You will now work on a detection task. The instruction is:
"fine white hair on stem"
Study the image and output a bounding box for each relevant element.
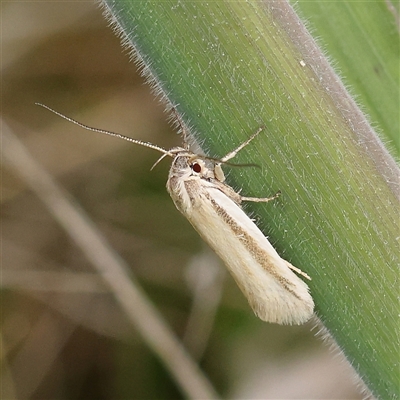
[2,120,220,400]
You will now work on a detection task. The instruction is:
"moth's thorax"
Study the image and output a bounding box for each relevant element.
[166,153,218,213]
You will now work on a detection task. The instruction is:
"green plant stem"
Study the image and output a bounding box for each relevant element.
[292,0,400,158]
[101,1,399,398]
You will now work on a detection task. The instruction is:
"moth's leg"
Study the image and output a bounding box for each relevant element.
[214,163,226,182]
[284,260,312,281]
[240,190,281,203]
[221,126,264,162]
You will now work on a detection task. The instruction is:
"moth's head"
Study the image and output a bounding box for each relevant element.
[171,153,216,181]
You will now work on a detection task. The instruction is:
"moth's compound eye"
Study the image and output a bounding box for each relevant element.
[192,162,202,173]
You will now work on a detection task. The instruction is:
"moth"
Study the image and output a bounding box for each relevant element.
[37,104,314,325]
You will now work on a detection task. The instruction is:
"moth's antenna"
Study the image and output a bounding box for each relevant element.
[170,107,191,151]
[35,103,174,157]
[197,155,259,168]
[150,153,170,170]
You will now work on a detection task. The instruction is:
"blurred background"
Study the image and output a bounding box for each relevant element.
[2,2,364,399]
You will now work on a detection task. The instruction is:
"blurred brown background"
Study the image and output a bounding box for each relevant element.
[2,2,363,399]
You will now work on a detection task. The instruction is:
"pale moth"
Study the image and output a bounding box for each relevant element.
[37,104,314,325]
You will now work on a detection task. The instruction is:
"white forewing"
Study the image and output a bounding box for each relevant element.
[167,156,314,325]
[188,184,313,324]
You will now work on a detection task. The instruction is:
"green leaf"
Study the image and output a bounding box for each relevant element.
[291,0,400,159]
[101,1,399,398]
